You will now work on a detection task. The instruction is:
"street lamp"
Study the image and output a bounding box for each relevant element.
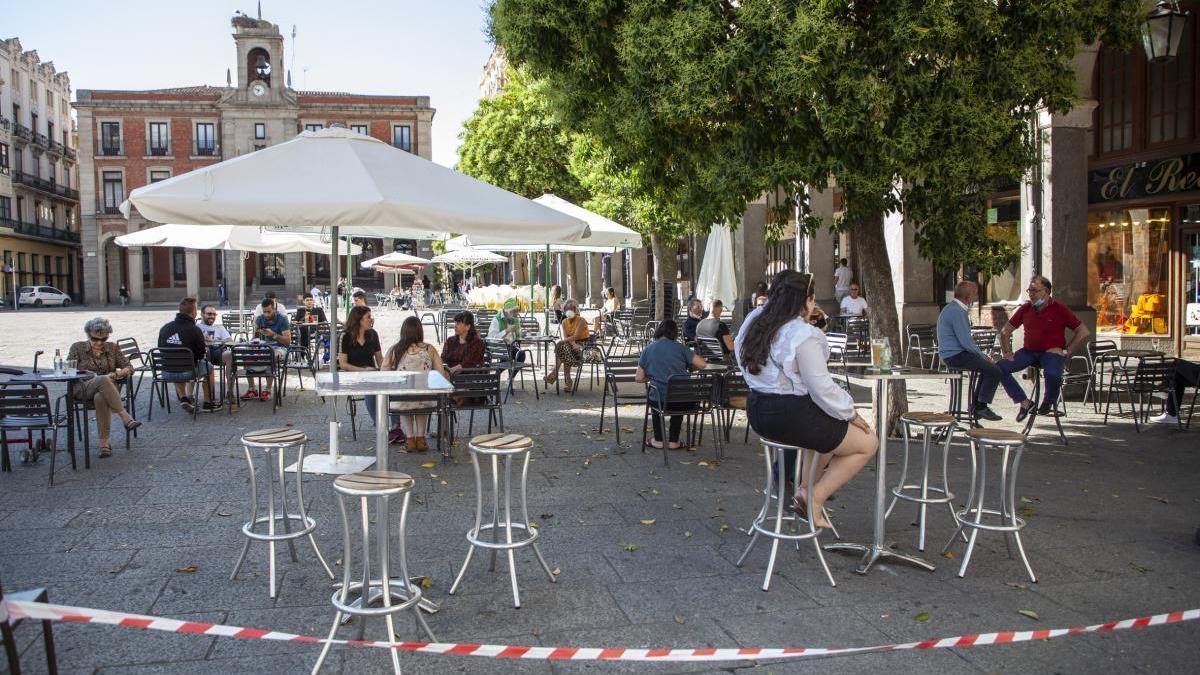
[1142,1,1190,63]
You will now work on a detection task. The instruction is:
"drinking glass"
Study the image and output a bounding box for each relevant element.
[65,358,78,375]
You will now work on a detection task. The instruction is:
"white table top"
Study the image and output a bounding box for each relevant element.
[315,370,453,397]
[831,366,949,383]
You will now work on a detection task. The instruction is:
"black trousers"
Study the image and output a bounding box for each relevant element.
[1167,359,1200,416]
[650,399,689,442]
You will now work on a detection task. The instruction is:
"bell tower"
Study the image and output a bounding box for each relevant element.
[231,11,285,102]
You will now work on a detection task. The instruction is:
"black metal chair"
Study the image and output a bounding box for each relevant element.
[221,311,254,342]
[420,311,442,342]
[0,383,69,485]
[115,337,152,404]
[74,375,135,451]
[571,338,607,393]
[844,316,871,359]
[713,368,751,444]
[641,373,722,466]
[695,335,727,363]
[282,337,313,394]
[598,354,645,444]
[1104,356,1180,433]
[447,367,504,444]
[1,574,58,675]
[485,340,538,401]
[1087,339,1126,414]
[146,347,204,421]
[229,344,281,414]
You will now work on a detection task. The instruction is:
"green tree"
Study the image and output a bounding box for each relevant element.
[492,0,1142,423]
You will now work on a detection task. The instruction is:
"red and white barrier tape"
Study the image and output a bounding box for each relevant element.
[4,599,1198,662]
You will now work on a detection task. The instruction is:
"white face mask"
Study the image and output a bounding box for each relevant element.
[564,310,577,320]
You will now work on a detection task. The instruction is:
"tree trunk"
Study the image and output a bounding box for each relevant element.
[649,231,677,321]
[848,213,909,436]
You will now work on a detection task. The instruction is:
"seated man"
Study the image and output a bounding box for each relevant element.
[839,283,868,317]
[681,299,705,342]
[245,298,292,403]
[252,291,286,318]
[998,275,1091,421]
[157,297,215,412]
[937,281,1002,421]
[196,304,233,406]
[695,299,734,356]
[293,294,327,345]
[352,289,369,307]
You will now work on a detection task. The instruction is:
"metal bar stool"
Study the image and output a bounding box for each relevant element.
[231,428,334,598]
[942,428,1036,582]
[736,438,836,590]
[313,471,435,675]
[886,412,960,551]
[449,433,556,608]
[945,368,981,428]
[1022,366,1068,445]
[741,445,840,541]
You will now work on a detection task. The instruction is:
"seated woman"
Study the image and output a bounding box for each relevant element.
[337,305,387,435]
[442,310,486,375]
[548,285,565,323]
[545,299,589,391]
[66,317,142,458]
[593,287,620,333]
[735,270,878,527]
[384,317,450,452]
[635,320,709,449]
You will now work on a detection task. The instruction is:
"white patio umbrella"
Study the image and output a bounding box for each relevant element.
[359,251,430,271]
[694,223,738,311]
[431,248,508,274]
[114,224,361,319]
[121,128,588,473]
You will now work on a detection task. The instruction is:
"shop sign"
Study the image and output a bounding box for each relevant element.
[1089,152,1200,204]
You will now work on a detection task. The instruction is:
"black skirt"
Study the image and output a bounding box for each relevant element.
[747,390,849,454]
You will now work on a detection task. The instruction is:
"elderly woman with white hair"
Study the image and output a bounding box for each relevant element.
[66,317,142,458]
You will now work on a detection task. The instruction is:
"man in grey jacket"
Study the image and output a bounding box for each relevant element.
[937,281,1002,421]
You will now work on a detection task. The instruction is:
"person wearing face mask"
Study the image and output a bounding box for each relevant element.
[682,299,705,342]
[545,299,589,390]
[487,298,524,344]
[997,275,1090,422]
[937,281,1002,422]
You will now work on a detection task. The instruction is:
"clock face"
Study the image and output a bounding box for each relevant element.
[251,82,266,97]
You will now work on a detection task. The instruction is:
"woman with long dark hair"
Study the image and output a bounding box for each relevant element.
[735,271,877,526]
[384,317,449,452]
[441,310,486,374]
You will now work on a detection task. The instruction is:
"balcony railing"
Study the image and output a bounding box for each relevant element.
[64,146,77,161]
[0,217,81,244]
[149,146,169,156]
[0,117,10,132]
[10,171,80,201]
[48,140,66,156]
[100,144,122,156]
[101,205,123,215]
[33,132,49,149]
[13,123,32,141]
[194,145,216,156]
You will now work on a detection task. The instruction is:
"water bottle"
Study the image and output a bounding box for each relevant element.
[53,349,63,374]
[879,340,893,373]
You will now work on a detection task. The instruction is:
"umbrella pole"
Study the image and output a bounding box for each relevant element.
[544,244,550,332]
[238,251,246,321]
[329,227,341,460]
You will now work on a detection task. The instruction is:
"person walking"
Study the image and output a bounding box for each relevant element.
[118,284,129,306]
[217,281,228,307]
[997,275,1091,421]
[937,281,1002,421]
[833,258,853,304]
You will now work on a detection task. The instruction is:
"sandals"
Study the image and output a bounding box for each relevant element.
[98,445,113,458]
[123,418,142,431]
[241,390,259,401]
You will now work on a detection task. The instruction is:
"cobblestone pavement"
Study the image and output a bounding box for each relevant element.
[1,306,1199,674]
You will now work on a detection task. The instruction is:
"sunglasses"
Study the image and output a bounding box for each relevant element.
[88,335,107,342]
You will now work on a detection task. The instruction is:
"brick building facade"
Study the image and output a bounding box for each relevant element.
[74,13,435,305]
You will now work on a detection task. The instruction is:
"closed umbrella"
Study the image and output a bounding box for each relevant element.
[694,223,738,311]
[122,128,588,474]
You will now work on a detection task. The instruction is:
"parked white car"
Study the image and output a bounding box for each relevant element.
[18,286,72,307]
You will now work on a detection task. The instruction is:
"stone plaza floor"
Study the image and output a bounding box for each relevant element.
[1,305,1199,674]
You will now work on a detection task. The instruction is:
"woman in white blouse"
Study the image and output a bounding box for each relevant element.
[735,271,878,526]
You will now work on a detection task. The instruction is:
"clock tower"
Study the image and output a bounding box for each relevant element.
[230,12,286,104]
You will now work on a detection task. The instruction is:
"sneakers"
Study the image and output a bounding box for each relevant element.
[1150,412,1179,425]
[201,401,220,412]
[388,425,407,444]
[180,397,195,413]
[241,389,259,401]
[971,404,1002,422]
[259,390,272,402]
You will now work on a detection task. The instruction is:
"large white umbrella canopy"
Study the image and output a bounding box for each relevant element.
[694,223,738,310]
[358,250,430,272]
[443,234,625,255]
[444,194,641,250]
[114,224,361,255]
[431,249,508,266]
[121,129,589,243]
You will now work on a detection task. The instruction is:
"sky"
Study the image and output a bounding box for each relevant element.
[5,0,495,167]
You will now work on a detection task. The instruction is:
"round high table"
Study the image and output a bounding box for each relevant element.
[824,365,951,575]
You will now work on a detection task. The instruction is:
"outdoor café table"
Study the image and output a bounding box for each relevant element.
[1103,348,1165,406]
[7,368,94,469]
[516,333,557,380]
[314,369,455,465]
[823,365,950,575]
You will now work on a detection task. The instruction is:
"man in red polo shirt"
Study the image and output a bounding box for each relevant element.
[997,275,1091,422]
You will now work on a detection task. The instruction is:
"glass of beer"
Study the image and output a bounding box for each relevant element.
[871,338,886,369]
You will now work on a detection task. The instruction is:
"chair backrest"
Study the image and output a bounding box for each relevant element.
[1089,339,1119,359]
[696,335,725,358]
[661,373,715,406]
[971,327,997,352]
[230,344,277,371]
[450,367,502,405]
[475,309,497,327]
[222,311,252,331]
[603,354,641,384]
[844,316,870,339]
[519,315,541,335]
[906,323,935,341]
[149,347,197,374]
[826,332,849,359]
[1133,356,1176,392]
[116,337,143,364]
[484,340,513,365]
[0,383,53,422]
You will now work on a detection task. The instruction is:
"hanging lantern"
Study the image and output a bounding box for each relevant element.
[1142,1,1190,63]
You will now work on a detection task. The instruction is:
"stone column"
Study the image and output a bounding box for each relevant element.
[732,201,769,321]
[585,252,602,307]
[185,250,200,300]
[883,206,940,329]
[127,247,145,305]
[78,110,100,305]
[284,252,304,304]
[806,186,838,310]
[628,247,648,302]
[610,250,625,300]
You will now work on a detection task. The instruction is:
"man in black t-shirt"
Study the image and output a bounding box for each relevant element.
[696,299,734,355]
[294,295,327,345]
[157,297,215,411]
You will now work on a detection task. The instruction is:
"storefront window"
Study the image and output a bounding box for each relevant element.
[985,196,1022,303]
[1087,207,1172,335]
[1183,206,1200,357]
